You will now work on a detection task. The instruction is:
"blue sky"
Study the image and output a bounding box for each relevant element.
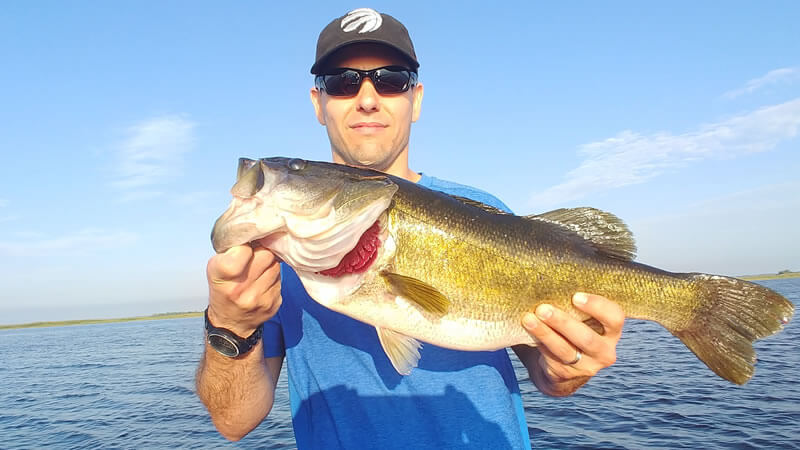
[1,2,798,324]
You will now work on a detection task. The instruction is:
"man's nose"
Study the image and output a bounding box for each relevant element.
[355,78,380,112]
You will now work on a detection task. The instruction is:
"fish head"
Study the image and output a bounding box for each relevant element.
[211,157,398,274]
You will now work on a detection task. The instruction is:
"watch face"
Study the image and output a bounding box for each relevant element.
[208,333,240,357]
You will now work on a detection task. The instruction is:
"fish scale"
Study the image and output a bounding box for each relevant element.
[388,195,691,339]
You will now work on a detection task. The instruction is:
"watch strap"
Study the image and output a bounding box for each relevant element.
[204,308,264,357]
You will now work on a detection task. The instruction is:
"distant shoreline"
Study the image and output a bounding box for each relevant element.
[2,271,797,330]
[0,311,203,330]
[738,271,800,281]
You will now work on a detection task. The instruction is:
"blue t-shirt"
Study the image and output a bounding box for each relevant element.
[263,174,529,449]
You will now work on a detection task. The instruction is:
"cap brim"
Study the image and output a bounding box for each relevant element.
[310,39,419,74]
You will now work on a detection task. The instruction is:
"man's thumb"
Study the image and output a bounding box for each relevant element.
[213,245,253,279]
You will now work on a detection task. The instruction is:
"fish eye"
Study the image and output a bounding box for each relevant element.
[287,158,307,171]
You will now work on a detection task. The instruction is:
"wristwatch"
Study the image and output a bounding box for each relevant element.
[204,308,264,358]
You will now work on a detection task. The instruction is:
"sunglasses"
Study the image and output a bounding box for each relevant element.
[315,66,418,97]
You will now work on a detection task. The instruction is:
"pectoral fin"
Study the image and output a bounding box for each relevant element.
[376,327,422,375]
[381,272,450,314]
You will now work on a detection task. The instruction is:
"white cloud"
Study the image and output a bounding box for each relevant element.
[119,190,164,202]
[0,228,138,256]
[723,67,799,99]
[112,114,195,190]
[529,98,800,209]
[173,191,214,207]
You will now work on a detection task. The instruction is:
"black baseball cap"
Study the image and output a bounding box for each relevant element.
[311,8,419,74]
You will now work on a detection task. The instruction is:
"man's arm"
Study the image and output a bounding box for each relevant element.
[512,293,624,397]
[195,244,284,441]
[197,345,283,440]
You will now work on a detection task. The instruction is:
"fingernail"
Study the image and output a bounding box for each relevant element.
[536,305,553,320]
[573,293,588,306]
[523,313,538,329]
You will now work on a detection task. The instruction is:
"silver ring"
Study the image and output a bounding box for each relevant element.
[565,350,582,365]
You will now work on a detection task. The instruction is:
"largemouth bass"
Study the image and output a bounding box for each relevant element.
[211,157,793,384]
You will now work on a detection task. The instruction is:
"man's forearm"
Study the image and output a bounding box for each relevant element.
[196,341,276,441]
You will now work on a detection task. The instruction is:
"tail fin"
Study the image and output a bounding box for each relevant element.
[673,274,793,384]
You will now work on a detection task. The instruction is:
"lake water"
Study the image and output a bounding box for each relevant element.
[1,278,797,449]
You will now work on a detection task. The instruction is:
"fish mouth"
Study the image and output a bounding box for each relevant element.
[258,199,390,274]
[210,198,270,254]
[211,157,399,276]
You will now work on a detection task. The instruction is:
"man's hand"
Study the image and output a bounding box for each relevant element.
[513,293,624,397]
[198,243,283,441]
[206,244,282,337]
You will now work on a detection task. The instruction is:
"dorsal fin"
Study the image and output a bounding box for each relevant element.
[449,195,511,215]
[528,207,637,261]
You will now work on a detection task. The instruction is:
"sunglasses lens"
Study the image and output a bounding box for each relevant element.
[374,68,412,94]
[319,67,415,96]
[322,71,361,96]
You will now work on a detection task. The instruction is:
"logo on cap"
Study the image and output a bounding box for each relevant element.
[340,8,383,33]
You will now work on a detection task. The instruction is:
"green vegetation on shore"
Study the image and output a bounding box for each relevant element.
[2,269,796,329]
[0,311,203,330]
[739,270,800,281]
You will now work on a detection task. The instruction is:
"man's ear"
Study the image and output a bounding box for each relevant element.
[411,82,424,123]
[310,88,326,125]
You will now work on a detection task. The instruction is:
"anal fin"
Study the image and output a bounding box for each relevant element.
[376,327,422,375]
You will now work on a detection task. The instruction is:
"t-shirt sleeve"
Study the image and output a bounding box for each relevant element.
[262,313,286,358]
[418,174,513,214]
[463,190,512,213]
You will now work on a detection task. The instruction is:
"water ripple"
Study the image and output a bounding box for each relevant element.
[0,280,797,448]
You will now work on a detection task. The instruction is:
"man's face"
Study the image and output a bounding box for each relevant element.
[311,44,423,173]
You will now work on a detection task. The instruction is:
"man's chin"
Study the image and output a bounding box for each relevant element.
[336,149,397,172]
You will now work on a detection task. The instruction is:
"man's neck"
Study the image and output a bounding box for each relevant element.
[389,167,421,183]
[332,152,421,183]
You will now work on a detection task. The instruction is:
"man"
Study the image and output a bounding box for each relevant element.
[197,8,624,448]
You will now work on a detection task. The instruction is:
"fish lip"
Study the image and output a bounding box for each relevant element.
[210,196,279,253]
[213,228,272,253]
[211,217,273,253]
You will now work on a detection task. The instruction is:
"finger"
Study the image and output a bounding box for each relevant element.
[208,256,282,334]
[242,256,281,307]
[536,305,606,364]
[536,341,578,366]
[572,293,625,337]
[523,306,580,365]
[209,245,254,281]
[536,342,581,381]
[245,245,278,281]
[533,303,608,362]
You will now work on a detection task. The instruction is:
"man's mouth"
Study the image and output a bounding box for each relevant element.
[351,122,387,129]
